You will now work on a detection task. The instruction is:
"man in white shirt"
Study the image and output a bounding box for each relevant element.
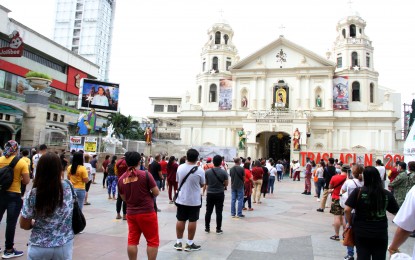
[389,179,415,259]
[375,159,386,189]
[31,144,47,178]
[91,87,109,107]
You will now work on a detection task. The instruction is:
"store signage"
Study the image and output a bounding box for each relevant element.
[0,31,24,57]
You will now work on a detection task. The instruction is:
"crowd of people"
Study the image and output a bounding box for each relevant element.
[0,139,415,259]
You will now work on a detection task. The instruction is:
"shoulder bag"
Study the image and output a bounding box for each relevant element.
[173,166,198,206]
[64,179,86,234]
[342,188,361,247]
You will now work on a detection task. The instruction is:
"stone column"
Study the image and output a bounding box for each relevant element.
[327,75,333,110]
[231,76,237,110]
[296,75,302,110]
[251,77,257,110]
[20,90,51,147]
[258,77,266,110]
[327,129,333,150]
[304,76,310,110]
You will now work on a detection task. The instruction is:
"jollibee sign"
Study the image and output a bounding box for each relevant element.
[0,31,24,57]
[300,151,404,170]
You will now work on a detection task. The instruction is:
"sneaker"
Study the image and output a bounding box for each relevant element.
[173,242,183,251]
[344,255,354,260]
[317,199,321,202]
[216,229,223,235]
[169,200,174,204]
[157,209,161,212]
[316,208,324,212]
[231,215,236,218]
[184,243,201,251]
[2,248,24,259]
[205,229,210,233]
[237,214,245,218]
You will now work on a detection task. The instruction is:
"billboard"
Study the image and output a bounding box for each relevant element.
[78,78,120,113]
[83,137,98,153]
[333,76,349,110]
[218,79,232,110]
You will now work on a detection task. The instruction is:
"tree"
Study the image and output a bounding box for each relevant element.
[104,112,144,141]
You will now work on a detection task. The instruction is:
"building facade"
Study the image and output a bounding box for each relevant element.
[166,12,403,163]
[53,0,116,81]
[0,5,103,149]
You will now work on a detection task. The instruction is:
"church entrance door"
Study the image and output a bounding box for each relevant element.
[268,132,290,161]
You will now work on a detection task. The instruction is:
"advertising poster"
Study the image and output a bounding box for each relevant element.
[218,79,232,110]
[333,76,349,110]
[78,79,120,113]
[69,136,84,152]
[404,124,415,163]
[192,146,237,162]
[84,137,97,153]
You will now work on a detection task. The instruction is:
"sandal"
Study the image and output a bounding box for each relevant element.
[242,208,247,210]
[84,202,91,206]
[330,235,340,241]
[248,208,254,211]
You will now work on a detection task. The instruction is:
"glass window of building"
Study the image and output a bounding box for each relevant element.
[167,105,177,112]
[154,105,164,112]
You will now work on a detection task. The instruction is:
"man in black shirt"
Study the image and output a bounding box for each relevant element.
[150,154,163,212]
[317,157,336,212]
[230,158,245,218]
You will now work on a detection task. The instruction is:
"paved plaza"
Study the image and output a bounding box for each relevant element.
[2,174,414,260]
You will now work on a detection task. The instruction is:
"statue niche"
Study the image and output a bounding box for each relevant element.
[273,82,289,109]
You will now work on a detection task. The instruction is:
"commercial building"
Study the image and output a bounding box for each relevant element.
[53,0,116,81]
[0,5,104,149]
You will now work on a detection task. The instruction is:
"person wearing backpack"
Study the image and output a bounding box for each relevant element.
[0,140,30,258]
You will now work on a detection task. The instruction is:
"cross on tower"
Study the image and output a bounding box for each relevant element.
[279,24,286,37]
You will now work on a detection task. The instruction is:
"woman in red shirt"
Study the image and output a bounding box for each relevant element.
[243,162,254,211]
[166,156,178,204]
[251,160,264,204]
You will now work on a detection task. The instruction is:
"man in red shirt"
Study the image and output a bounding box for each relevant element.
[116,154,128,219]
[388,161,400,183]
[159,156,168,191]
[328,165,348,241]
[118,152,160,260]
[101,155,110,188]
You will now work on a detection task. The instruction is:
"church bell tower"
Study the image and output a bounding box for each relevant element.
[332,7,379,109]
[195,17,239,109]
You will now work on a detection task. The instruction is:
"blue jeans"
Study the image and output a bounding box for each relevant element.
[268,176,276,193]
[74,189,86,212]
[28,239,73,260]
[231,187,244,217]
[316,178,325,198]
[277,171,283,181]
[107,176,117,196]
[0,192,22,250]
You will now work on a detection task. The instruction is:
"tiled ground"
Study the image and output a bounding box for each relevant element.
[2,173,414,259]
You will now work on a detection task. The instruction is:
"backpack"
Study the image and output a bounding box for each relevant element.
[0,157,20,193]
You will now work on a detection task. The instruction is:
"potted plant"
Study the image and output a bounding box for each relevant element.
[25,71,52,90]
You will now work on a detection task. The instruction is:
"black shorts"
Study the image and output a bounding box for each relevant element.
[176,204,200,222]
[85,180,92,192]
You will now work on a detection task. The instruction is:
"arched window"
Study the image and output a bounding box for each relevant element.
[366,54,370,68]
[352,81,360,101]
[224,34,229,44]
[209,84,217,102]
[350,24,356,37]
[212,57,218,72]
[351,52,359,67]
[202,62,206,72]
[370,83,374,103]
[215,31,221,44]
[198,85,202,103]
[342,29,346,38]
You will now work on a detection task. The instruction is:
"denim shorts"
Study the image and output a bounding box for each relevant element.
[28,239,73,260]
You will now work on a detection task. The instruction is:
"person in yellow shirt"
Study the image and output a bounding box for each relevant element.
[0,140,30,258]
[20,150,31,197]
[67,152,89,212]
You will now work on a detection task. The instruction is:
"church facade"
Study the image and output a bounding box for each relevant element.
[160,12,402,164]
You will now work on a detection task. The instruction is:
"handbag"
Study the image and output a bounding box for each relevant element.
[173,166,198,206]
[65,180,86,234]
[342,188,361,247]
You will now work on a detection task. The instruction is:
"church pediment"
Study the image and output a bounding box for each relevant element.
[231,36,335,70]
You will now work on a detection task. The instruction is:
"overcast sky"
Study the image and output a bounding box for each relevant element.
[2,0,414,117]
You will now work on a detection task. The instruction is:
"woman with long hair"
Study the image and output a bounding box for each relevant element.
[67,152,89,211]
[106,155,118,200]
[243,162,254,211]
[260,160,269,199]
[344,166,399,260]
[20,152,74,259]
[167,156,178,204]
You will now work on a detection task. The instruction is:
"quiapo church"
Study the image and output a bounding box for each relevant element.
[150,10,403,165]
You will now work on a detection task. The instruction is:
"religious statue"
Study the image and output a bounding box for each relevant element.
[316,95,322,108]
[76,114,89,135]
[241,96,248,108]
[238,128,246,150]
[144,127,152,145]
[293,128,301,151]
[87,108,97,134]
